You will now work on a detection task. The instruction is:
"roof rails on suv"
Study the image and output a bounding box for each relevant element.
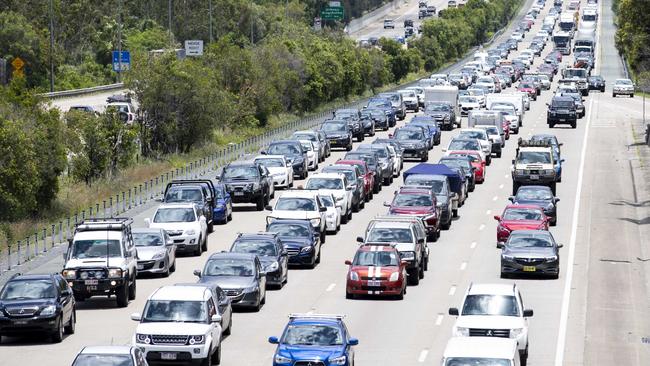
[75,217,134,232]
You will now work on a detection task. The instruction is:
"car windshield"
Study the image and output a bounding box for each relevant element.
[552,100,574,108]
[0,280,56,300]
[460,96,478,103]
[516,188,553,200]
[255,158,284,168]
[517,151,551,164]
[616,79,633,85]
[293,133,316,142]
[275,197,316,211]
[299,142,313,151]
[142,300,207,323]
[306,178,343,190]
[440,159,470,170]
[154,208,196,223]
[325,169,354,182]
[503,208,543,220]
[449,140,480,150]
[353,251,399,266]
[319,195,335,207]
[394,129,423,140]
[71,239,121,258]
[165,188,202,202]
[321,122,346,132]
[72,355,134,366]
[223,165,259,179]
[450,153,479,163]
[367,99,390,108]
[367,228,413,243]
[282,324,343,346]
[404,177,445,193]
[360,147,388,158]
[393,193,433,207]
[484,127,499,135]
[508,233,553,248]
[445,358,511,366]
[204,258,255,276]
[133,232,164,247]
[520,82,534,89]
[268,144,300,155]
[232,240,277,256]
[426,104,449,112]
[267,223,310,237]
[461,294,520,316]
[459,131,485,139]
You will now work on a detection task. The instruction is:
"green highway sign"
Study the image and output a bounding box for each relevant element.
[321,6,344,20]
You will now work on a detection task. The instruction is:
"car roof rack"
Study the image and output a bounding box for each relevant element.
[517,138,553,148]
[289,313,345,320]
[75,217,133,232]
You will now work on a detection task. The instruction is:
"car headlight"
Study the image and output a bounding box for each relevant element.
[184,229,197,236]
[62,269,76,279]
[310,218,321,227]
[300,246,313,253]
[399,251,415,261]
[453,327,470,337]
[266,261,279,272]
[40,305,57,316]
[329,355,347,365]
[502,254,515,261]
[515,169,525,175]
[136,333,151,344]
[510,328,524,339]
[108,268,123,278]
[349,271,359,281]
[543,169,554,175]
[188,335,205,345]
[389,271,400,282]
[152,251,166,260]
[546,255,558,262]
[274,354,292,364]
[215,203,225,208]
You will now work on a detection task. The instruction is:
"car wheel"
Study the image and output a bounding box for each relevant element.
[255,195,264,211]
[419,264,425,279]
[51,317,64,343]
[408,268,420,286]
[316,249,321,264]
[224,316,232,336]
[64,310,76,334]
[227,206,233,221]
[194,239,202,256]
[170,258,176,272]
[211,345,221,365]
[346,291,354,299]
[500,271,508,279]
[612,93,616,97]
[452,209,458,218]
[320,230,326,244]
[208,222,214,233]
[341,211,348,224]
[550,182,557,195]
[163,260,171,277]
[128,277,136,300]
[116,284,129,307]
[254,294,262,312]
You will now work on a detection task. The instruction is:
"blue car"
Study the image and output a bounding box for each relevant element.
[212,182,233,224]
[266,219,321,268]
[269,314,358,366]
[409,116,442,146]
[552,149,564,182]
[366,98,396,127]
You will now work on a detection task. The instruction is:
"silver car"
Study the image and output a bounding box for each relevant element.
[133,228,176,277]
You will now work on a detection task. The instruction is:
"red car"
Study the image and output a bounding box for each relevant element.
[336,159,374,201]
[517,81,537,101]
[501,119,511,140]
[493,204,549,244]
[385,186,440,241]
[448,151,486,183]
[345,244,407,299]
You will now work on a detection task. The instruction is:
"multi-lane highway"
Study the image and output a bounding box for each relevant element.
[2,0,649,365]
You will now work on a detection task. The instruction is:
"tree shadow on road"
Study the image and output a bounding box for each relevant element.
[609,199,650,207]
[618,217,650,225]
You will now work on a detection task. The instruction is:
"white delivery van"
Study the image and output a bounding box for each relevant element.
[468,110,504,139]
[486,93,525,123]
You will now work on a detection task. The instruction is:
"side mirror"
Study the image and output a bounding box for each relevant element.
[345,260,352,265]
[144,218,151,227]
[511,159,515,164]
[523,309,534,317]
[166,240,174,246]
[193,269,202,278]
[508,196,515,202]
[448,307,459,316]
[497,243,505,249]
[383,201,391,207]
[493,215,501,221]
[259,271,267,278]
[211,314,222,323]
[348,338,359,346]
[260,150,267,155]
[560,159,565,163]
[319,206,327,212]
[554,198,561,202]
[265,205,273,211]
[557,243,564,249]
[130,313,142,321]
[268,336,280,344]
[356,236,364,243]
[417,238,425,244]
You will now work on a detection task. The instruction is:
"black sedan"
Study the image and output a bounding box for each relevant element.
[509,185,560,226]
[587,75,606,92]
[229,232,289,288]
[499,230,562,279]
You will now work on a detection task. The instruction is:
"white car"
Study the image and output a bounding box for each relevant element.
[318,193,341,233]
[106,102,137,124]
[449,283,534,365]
[305,173,353,224]
[145,203,208,256]
[475,125,504,157]
[459,96,481,116]
[266,190,328,242]
[298,140,319,171]
[444,137,489,165]
[398,89,420,112]
[385,144,402,177]
[458,129,492,156]
[612,78,635,97]
[405,86,425,107]
[291,130,325,162]
[467,88,487,107]
[72,346,147,366]
[442,337,521,366]
[132,285,222,365]
[254,155,293,189]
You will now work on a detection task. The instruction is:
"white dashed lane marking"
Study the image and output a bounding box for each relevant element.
[470,241,477,249]
[418,350,429,363]
[448,285,457,296]
[326,283,336,292]
[460,262,467,271]
[435,314,444,325]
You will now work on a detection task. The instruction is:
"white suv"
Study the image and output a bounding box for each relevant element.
[265,190,328,242]
[145,203,208,256]
[254,155,294,189]
[305,173,353,224]
[448,283,534,364]
[131,285,222,365]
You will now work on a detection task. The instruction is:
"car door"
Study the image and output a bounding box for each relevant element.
[276,239,288,277]
[206,297,221,346]
[196,205,207,238]
[256,258,266,296]
[57,277,73,323]
[215,287,232,331]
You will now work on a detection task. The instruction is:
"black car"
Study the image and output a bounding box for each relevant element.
[334,109,365,141]
[424,102,456,130]
[499,230,562,279]
[164,179,216,232]
[366,98,397,127]
[362,108,389,131]
[587,75,606,92]
[321,165,365,211]
[266,219,321,268]
[219,162,271,210]
[0,273,76,343]
[358,111,376,136]
[377,92,406,120]
[356,144,394,185]
[266,140,309,178]
[509,185,560,225]
[344,151,383,193]
[439,156,476,192]
[320,120,354,151]
[230,232,289,288]
[547,96,577,128]
[391,127,429,162]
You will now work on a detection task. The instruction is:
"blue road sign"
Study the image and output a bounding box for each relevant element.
[112,51,131,72]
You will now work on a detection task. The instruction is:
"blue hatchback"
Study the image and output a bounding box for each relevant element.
[212,182,233,224]
[269,314,358,366]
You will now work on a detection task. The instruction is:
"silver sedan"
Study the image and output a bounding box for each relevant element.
[133,228,177,277]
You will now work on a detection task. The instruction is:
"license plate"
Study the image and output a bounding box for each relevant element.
[559,119,566,121]
[86,285,97,291]
[368,280,381,287]
[14,320,28,325]
[529,175,539,180]
[84,279,98,285]
[137,264,144,270]
[160,352,177,360]
[234,192,244,196]
[523,266,536,272]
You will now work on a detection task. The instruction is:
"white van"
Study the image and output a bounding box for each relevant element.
[442,337,521,366]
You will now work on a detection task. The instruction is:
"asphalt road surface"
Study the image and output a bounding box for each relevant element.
[3,0,649,365]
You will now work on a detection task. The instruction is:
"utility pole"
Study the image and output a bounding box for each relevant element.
[250,6,254,44]
[117,0,123,82]
[168,0,173,47]
[49,0,55,92]
[209,0,213,43]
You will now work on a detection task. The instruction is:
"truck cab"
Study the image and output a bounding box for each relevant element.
[512,139,557,195]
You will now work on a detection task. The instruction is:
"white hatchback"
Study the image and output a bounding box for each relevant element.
[145,203,207,256]
[254,155,294,189]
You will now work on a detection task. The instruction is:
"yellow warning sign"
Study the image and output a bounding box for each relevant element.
[12,69,24,78]
[11,57,25,70]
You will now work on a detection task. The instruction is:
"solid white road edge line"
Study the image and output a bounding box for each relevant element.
[554,96,594,366]
[418,349,429,363]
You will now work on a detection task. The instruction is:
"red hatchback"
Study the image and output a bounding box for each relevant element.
[385,186,440,241]
[517,81,537,101]
[336,159,375,201]
[448,151,486,183]
[493,205,549,244]
[345,244,407,299]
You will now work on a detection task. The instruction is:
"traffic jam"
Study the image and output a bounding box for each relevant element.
[0,0,615,365]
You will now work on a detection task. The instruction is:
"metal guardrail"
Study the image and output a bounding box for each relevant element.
[40,83,125,100]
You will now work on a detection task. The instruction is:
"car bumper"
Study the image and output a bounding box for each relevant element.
[614,89,634,95]
[292,164,307,176]
[272,175,290,187]
[287,249,317,265]
[402,148,427,160]
[404,101,418,111]
[501,258,559,276]
[346,279,405,296]
[548,114,577,123]
[69,277,127,296]
[513,175,556,185]
[213,207,228,221]
[0,315,59,334]
[168,234,201,253]
[137,258,168,274]
[230,190,262,203]
[139,343,211,363]
[227,288,261,308]
[265,269,284,286]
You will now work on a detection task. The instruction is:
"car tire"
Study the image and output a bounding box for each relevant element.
[128,277,136,300]
[408,268,420,286]
[208,222,214,233]
[550,182,557,195]
[316,250,321,264]
[341,211,348,224]
[486,156,491,166]
[116,284,129,307]
[224,316,233,336]
[346,291,354,299]
[612,93,616,97]
[211,345,221,365]
[500,271,508,279]
[163,261,171,277]
[512,182,520,196]
[194,239,202,256]
[320,230,326,244]
[64,310,76,334]
[255,195,264,211]
[442,220,451,230]
[170,258,176,272]
[346,143,352,151]
[452,208,458,218]
[520,346,529,366]
[496,151,502,158]
[51,317,64,343]
[383,176,390,186]
[551,216,557,227]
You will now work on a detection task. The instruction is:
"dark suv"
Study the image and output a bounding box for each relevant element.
[265,140,308,179]
[321,164,365,211]
[230,232,289,288]
[164,180,216,232]
[220,162,271,210]
[0,273,76,343]
[319,120,354,151]
[334,109,365,142]
[547,96,577,128]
